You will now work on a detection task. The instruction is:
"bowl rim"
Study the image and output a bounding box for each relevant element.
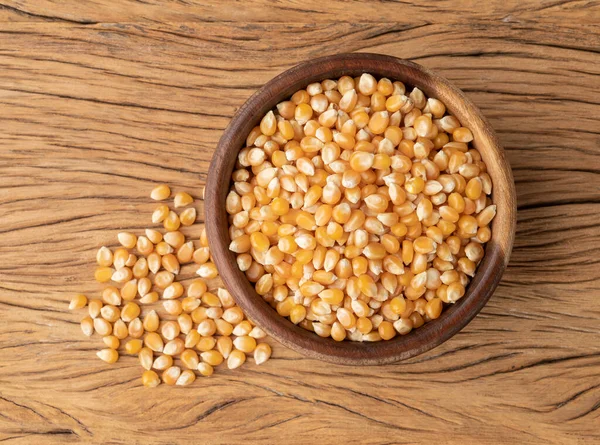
[205,52,516,365]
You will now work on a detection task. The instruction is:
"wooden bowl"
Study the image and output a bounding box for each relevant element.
[205,53,516,365]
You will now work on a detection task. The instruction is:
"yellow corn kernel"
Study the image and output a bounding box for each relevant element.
[458,215,478,236]
[180,331,200,351]
[153,269,174,289]
[100,304,120,323]
[210,337,231,361]
[116,232,136,250]
[295,211,315,231]
[176,369,196,386]
[227,350,247,369]
[111,248,128,269]
[163,338,185,356]
[138,347,154,371]
[163,211,181,231]
[197,318,217,337]
[94,318,112,336]
[250,232,270,252]
[96,246,113,267]
[193,335,216,353]
[220,306,242,324]
[139,291,158,304]
[69,294,88,310]
[174,191,194,208]
[314,204,333,226]
[201,350,224,367]
[109,320,125,340]
[176,314,192,335]
[163,300,183,316]
[255,274,274,295]
[275,235,297,255]
[300,281,325,297]
[80,317,94,336]
[373,153,391,170]
[452,127,473,143]
[233,336,257,354]
[276,297,295,317]
[88,299,103,319]
[404,177,425,194]
[337,308,356,329]
[97,349,119,364]
[265,246,285,266]
[368,111,390,134]
[254,343,272,365]
[111,267,133,283]
[191,248,209,266]
[125,339,143,354]
[356,317,373,334]
[477,205,497,227]
[393,318,413,335]
[426,298,444,320]
[179,207,197,226]
[179,349,200,370]
[95,267,114,283]
[318,288,344,305]
[124,252,139,271]
[413,236,436,255]
[352,256,368,276]
[144,332,164,353]
[261,220,279,236]
[153,355,173,372]
[289,304,307,324]
[269,197,288,216]
[357,274,377,297]
[161,366,181,386]
[197,262,218,279]
[212,318,232,337]
[128,318,144,340]
[390,296,407,315]
[150,184,171,201]
[132,258,148,279]
[197,362,214,377]
[378,321,396,340]
[349,151,374,172]
[141,370,160,387]
[151,205,169,224]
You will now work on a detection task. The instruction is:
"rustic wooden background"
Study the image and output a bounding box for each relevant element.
[0,1,599,443]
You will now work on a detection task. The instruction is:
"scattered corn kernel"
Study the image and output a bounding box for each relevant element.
[96,246,113,267]
[69,294,88,310]
[150,184,171,201]
[117,232,137,249]
[95,267,114,283]
[254,343,272,365]
[142,370,160,387]
[97,348,119,364]
[227,350,246,369]
[73,185,272,388]
[174,191,194,208]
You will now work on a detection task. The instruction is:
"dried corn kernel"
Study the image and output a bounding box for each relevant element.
[151,184,171,201]
[226,76,493,343]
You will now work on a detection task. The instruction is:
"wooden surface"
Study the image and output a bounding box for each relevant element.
[0,1,599,443]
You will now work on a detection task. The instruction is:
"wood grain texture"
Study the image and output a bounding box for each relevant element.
[0,1,599,443]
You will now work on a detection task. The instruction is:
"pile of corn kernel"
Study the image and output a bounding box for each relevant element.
[69,185,271,387]
[228,74,496,342]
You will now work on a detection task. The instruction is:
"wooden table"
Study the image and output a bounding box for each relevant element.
[1,1,599,443]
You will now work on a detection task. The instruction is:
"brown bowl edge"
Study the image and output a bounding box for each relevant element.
[205,53,517,365]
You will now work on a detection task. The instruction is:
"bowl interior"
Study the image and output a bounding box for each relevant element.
[205,53,516,365]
